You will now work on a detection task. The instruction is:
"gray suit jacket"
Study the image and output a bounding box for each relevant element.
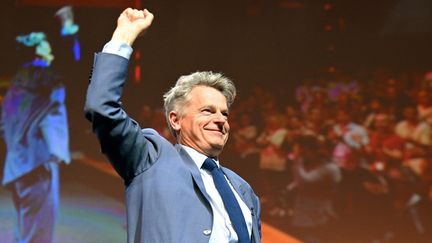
[84,53,261,243]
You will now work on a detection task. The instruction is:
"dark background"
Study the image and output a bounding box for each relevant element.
[2,0,432,157]
[1,0,432,241]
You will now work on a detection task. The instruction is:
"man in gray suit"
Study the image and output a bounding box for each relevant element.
[84,8,261,243]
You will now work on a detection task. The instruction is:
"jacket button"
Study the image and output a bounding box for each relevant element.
[203,229,212,236]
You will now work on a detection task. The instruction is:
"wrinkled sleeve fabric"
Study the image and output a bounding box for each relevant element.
[84,52,159,184]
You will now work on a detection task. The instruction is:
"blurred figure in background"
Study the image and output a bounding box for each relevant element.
[289,135,341,243]
[0,5,78,242]
[416,90,432,120]
[332,109,369,170]
[256,113,289,213]
[365,113,405,169]
[413,109,432,148]
[231,112,260,186]
[395,105,420,141]
[1,31,71,242]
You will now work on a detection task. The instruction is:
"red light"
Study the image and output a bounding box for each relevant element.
[324,24,333,32]
[323,3,333,11]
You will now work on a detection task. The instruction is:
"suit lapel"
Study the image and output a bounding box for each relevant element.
[176,144,212,205]
[176,146,261,242]
[221,167,252,208]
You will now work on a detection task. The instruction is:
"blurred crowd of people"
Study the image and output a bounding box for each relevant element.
[136,69,432,243]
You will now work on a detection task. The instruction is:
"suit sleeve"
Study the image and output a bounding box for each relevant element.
[84,52,158,183]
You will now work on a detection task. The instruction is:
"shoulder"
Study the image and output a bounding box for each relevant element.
[141,128,174,149]
[222,166,255,193]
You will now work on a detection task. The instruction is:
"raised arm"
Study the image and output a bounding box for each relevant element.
[84,8,156,184]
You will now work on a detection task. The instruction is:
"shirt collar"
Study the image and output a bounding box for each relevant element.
[181,145,220,169]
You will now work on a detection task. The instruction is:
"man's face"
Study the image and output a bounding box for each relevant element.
[171,85,230,157]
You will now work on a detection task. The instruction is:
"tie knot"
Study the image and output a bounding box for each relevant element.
[202,157,218,172]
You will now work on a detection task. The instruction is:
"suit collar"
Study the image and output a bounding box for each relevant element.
[180,145,221,169]
[176,144,260,242]
[221,167,252,208]
[176,143,253,209]
[176,144,212,205]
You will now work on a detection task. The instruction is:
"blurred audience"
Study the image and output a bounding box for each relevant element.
[109,68,432,242]
[289,135,341,243]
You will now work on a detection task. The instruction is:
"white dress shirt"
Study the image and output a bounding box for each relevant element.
[182,145,252,243]
[102,40,133,59]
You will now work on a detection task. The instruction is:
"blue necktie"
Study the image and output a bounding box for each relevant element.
[202,157,250,243]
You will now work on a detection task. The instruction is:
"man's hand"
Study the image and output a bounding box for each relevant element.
[111,8,154,46]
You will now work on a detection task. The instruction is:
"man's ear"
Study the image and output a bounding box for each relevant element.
[169,111,181,132]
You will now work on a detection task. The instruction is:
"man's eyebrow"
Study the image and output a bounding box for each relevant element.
[200,105,214,109]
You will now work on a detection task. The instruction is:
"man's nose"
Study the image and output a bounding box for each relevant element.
[213,112,227,122]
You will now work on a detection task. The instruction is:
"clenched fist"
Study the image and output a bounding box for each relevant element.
[111,8,154,46]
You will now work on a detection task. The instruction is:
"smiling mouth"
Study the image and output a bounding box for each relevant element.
[207,129,226,135]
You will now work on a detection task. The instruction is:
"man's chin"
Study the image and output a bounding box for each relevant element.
[207,143,225,156]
